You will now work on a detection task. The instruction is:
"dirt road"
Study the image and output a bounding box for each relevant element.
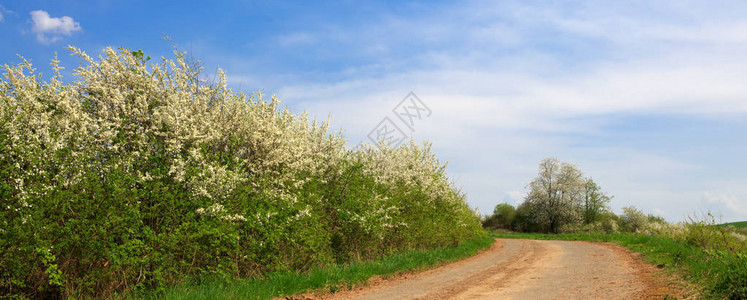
[317,239,681,300]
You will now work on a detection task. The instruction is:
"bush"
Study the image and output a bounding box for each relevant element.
[0,48,483,298]
[711,251,747,299]
[680,214,747,253]
[512,201,544,233]
[618,206,648,233]
[482,203,515,229]
[598,213,620,234]
[558,219,619,234]
[632,212,746,298]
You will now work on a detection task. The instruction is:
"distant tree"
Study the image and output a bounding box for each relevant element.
[598,211,620,233]
[582,178,612,224]
[646,214,667,225]
[524,157,585,233]
[514,200,542,232]
[492,203,516,229]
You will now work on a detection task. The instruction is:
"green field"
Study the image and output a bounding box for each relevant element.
[722,221,747,228]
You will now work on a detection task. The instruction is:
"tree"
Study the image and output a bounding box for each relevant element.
[514,200,542,232]
[524,157,585,233]
[582,178,612,224]
[482,203,517,229]
[492,203,516,229]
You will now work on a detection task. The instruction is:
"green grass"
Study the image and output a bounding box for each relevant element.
[136,234,494,300]
[491,231,747,299]
[721,221,747,228]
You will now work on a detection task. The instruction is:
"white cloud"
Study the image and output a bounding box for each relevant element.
[30,10,81,44]
[504,191,525,206]
[0,4,9,22]
[214,1,747,222]
[702,192,747,221]
[276,32,316,46]
[281,55,747,141]
[270,25,747,222]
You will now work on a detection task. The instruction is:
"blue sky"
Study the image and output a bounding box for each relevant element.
[2,0,747,222]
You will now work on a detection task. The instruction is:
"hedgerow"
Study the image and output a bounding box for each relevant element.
[0,47,483,298]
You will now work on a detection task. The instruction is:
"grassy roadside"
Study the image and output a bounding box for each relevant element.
[491,231,746,299]
[135,234,494,300]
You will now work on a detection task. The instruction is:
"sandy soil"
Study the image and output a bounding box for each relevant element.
[290,238,688,300]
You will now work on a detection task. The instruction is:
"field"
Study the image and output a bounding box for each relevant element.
[723,221,747,228]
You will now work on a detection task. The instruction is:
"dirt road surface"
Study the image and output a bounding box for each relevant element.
[306,239,683,300]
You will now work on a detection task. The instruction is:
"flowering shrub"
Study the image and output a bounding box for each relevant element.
[639,214,747,298]
[0,47,483,298]
[642,214,747,254]
[618,206,648,233]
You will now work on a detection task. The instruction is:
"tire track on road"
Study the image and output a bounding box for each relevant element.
[306,238,683,300]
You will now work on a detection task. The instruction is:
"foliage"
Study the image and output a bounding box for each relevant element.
[650,214,747,254]
[618,206,648,233]
[646,214,667,225]
[710,251,747,300]
[512,200,541,232]
[481,203,516,229]
[519,157,612,233]
[0,47,483,298]
[598,212,620,234]
[647,215,747,298]
[147,234,495,299]
[582,178,612,224]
